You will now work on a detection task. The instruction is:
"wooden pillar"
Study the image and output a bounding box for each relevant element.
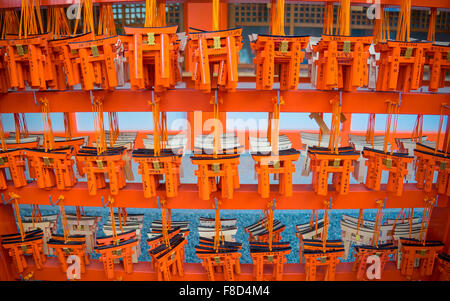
[0,204,18,280]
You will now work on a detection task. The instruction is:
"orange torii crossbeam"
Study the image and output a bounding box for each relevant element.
[425,44,450,92]
[250,35,310,90]
[188,28,243,93]
[124,26,181,92]
[312,36,373,91]
[375,41,432,92]
[303,249,345,281]
[47,235,90,275]
[195,248,242,281]
[95,237,138,280]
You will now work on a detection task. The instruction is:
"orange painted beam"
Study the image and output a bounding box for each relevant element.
[3,182,448,210]
[0,90,448,114]
[10,257,436,281]
[0,0,449,9]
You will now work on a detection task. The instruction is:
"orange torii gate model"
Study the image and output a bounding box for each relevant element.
[249,241,291,281]
[250,35,310,90]
[308,146,360,196]
[95,197,138,280]
[303,248,345,281]
[399,238,444,279]
[414,143,450,196]
[46,195,90,276]
[133,149,182,198]
[48,32,96,90]
[2,33,57,91]
[437,253,450,281]
[363,148,414,196]
[312,35,373,91]
[0,193,46,274]
[195,248,242,281]
[25,147,77,190]
[124,25,181,91]
[68,35,126,90]
[0,149,27,190]
[76,146,127,195]
[425,44,450,92]
[375,41,432,92]
[352,244,397,280]
[191,153,240,201]
[188,28,243,93]
[148,233,187,281]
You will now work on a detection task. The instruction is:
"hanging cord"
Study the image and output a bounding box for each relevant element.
[73,0,94,35]
[328,97,341,154]
[151,93,162,156]
[335,0,350,36]
[107,196,119,245]
[323,2,334,35]
[384,99,400,154]
[0,9,20,39]
[391,208,404,236]
[396,0,411,42]
[145,0,157,27]
[108,112,119,148]
[63,112,72,141]
[158,198,171,248]
[427,8,437,42]
[14,113,29,144]
[9,193,25,241]
[411,114,423,143]
[269,93,284,156]
[355,209,364,240]
[97,4,116,37]
[266,199,275,252]
[366,113,376,148]
[372,199,384,247]
[56,196,70,244]
[373,5,390,43]
[47,6,71,39]
[269,0,285,36]
[408,208,413,239]
[435,104,449,155]
[419,198,435,244]
[18,0,44,38]
[212,91,222,158]
[39,97,55,152]
[321,200,330,252]
[213,198,225,252]
[92,96,107,155]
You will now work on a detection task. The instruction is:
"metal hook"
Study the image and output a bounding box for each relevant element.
[33,91,39,106]
[214,197,218,210]
[49,195,54,206]
[157,196,161,209]
[339,91,343,106]
[89,90,94,106]
[398,92,402,107]
[1,193,5,205]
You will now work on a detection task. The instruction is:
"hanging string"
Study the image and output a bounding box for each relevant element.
[317,113,324,147]
[39,97,55,152]
[107,196,119,245]
[212,0,220,31]
[373,5,390,43]
[396,0,411,42]
[321,200,330,252]
[391,208,404,236]
[427,8,437,42]
[145,0,157,27]
[269,0,285,36]
[10,193,25,241]
[108,112,119,148]
[384,100,400,154]
[435,104,448,155]
[366,113,376,148]
[47,6,71,39]
[213,199,225,252]
[328,97,342,154]
[97,4,116,37]
[157,0,166,27]
[18,0,44,38]
[14,113,29,144]
[323,2,334,35]
[269,95,283,156]
[411,114,423,143]
[57,196,70,244]
[159,198,171,248]
[0,9,20,39]
[92,97,107,155]
[372,200,384,247]
[212,93,221,158]
[419,198,435,244]
[0,115,7,151]
[355,209,364,240]
[152,94,162,156]
[408,208,413,239]
[63,112,72,141]
[335,0,350,36]
[73,0,94,35]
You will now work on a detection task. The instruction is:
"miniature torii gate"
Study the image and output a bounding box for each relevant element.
[0,193,46,274]
[46,195,90,277]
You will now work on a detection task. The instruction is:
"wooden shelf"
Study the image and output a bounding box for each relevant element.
[3,182,448,210]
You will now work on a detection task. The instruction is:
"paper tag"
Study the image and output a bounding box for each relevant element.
[147,32,155,46]
[343,41,351,53]
[96,160,104,169]
[91,45,99,57]
[404,47,413,58]
[16,44,25,56]
[212,163,220,173]
[213,36,221,50]
[280,41,289,53]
